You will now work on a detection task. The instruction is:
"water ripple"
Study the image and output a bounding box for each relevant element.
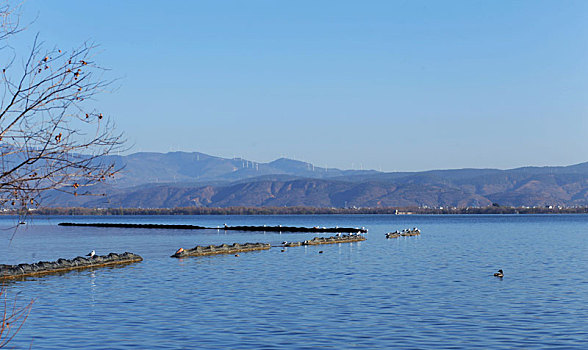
[0,214,586,349]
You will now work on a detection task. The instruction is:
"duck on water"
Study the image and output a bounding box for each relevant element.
[494,269,504,278]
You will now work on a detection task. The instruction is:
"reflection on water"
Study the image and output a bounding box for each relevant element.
[89,270,96,306]
[1,214,587,349]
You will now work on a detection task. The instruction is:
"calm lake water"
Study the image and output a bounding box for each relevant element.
[1,214,587,349]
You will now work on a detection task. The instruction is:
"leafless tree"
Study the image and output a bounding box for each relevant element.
[0,2,125,213]
[0,285,33,348]
[0,1,125,346]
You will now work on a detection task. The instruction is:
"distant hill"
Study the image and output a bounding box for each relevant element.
[103,151,377,187]
[40,151,588,208]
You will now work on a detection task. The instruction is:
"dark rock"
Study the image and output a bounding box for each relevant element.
[18,264,32,273]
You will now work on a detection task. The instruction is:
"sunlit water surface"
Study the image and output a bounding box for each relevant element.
[1,214,587,349]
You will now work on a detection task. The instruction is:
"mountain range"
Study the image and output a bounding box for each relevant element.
[41,151,588,208]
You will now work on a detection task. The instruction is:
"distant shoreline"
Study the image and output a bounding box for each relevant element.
[4,206,587,216]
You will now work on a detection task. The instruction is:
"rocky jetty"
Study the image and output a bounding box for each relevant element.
[171,242,271,258]
[59,222,367,234]
[59,222,207,229]
[0,252,143,280]
[283,234,366,247]
[386,228,421,238]
[223,225,367,234]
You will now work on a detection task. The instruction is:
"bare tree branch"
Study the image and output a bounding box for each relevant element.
[0,285,33,348]
[0,2,126,215]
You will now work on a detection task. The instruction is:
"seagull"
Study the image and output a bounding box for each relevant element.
[86,250,95,258]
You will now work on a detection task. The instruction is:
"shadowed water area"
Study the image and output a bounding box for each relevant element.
[1,214,587,349]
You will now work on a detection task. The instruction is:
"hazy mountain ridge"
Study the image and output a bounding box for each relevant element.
[41,151,588,208]
[106,151,378,187]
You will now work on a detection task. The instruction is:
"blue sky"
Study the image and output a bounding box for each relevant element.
[17,0,588,171]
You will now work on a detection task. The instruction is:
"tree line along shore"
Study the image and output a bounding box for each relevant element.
[3,206,587,216]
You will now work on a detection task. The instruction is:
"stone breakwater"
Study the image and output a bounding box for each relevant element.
[59,222,207,229]
[171,243,271,258]
[58,222,367,234]
[223,225,368,234]
[386,228,421,238]
[0,252,143,280]
[283,234,366,247]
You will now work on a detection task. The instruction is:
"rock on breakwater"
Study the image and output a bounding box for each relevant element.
[171,242,271,258]
[0,252,143,280]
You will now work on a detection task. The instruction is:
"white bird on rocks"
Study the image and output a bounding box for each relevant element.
[86,250,95,258]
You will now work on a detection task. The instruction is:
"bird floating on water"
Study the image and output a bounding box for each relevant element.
[494,269,504,278]
[86,250,95,258]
